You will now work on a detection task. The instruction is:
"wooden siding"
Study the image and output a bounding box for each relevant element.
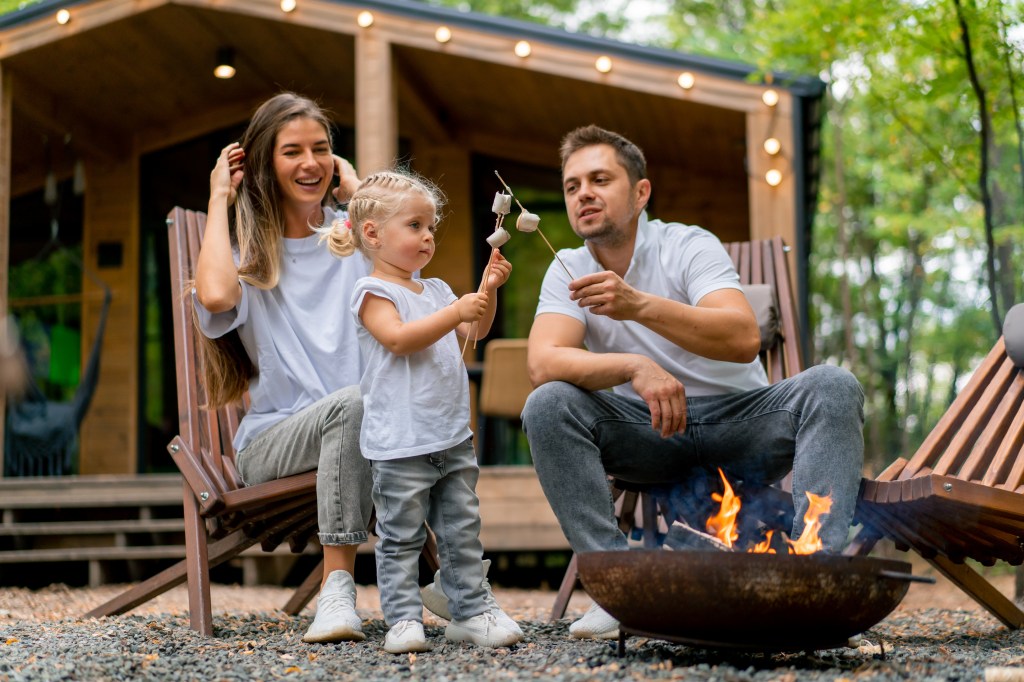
[78,156,140,474]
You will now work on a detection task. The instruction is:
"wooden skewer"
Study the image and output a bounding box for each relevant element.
[494,171,575,280]
[461,244,500,357]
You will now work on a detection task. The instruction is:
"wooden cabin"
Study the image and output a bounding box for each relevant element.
[0,0,823,478]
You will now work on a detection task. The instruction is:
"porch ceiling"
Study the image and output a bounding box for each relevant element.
[6,2,745,195]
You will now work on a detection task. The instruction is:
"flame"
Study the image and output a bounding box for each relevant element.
[749,529,776,554]
[705,469,741,547]
[786,491,833,555]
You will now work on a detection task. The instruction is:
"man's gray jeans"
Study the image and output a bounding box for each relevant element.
[522,364,865,554]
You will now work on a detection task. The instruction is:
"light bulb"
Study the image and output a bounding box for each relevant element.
[56,9,71,24]
[765,169,782,186]
[280,0,297,12]
[762,89,779,107]
[677,72,695,90]
[595,56,613,74]
[763,138,781,155]
[357,11,374,28]
[514,41,532,58]
[435,26,452,43]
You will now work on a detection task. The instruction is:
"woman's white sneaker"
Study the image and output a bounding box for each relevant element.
[301,570,366,643]
[383,620,431,654]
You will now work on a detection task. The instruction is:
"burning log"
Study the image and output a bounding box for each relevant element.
[664,518,734,552]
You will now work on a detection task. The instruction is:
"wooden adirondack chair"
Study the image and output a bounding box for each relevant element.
[86,207,439,635]
[549,236,805,620]
[848,324,1024,629]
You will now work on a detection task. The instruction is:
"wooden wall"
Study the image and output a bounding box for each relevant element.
[78,155,139,474]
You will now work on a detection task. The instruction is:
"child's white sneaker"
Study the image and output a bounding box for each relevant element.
[302,570,366,643]
[383,619,431,654]
[421,559,523,636]
[445,611,521,648]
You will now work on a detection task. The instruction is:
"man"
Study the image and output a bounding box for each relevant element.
[522,125,865,639]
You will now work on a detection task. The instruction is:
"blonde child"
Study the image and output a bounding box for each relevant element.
[320,170,521,654]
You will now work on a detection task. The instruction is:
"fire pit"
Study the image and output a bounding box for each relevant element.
[577,549,932,651]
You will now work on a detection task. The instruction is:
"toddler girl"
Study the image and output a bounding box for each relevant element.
[320,170,520,654]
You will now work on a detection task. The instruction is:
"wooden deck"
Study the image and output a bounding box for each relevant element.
[0,467,566,587]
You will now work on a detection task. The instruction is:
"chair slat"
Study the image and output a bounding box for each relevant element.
[932,355,1017,478]
[899,339,1009,480]
[961,372,1024,483]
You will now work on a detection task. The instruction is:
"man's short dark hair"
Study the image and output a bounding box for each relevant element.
[559,125,647,186]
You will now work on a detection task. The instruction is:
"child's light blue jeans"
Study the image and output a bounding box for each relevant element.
[371,437,488,625]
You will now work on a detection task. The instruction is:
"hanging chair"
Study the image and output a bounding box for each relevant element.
[4,245,113,477]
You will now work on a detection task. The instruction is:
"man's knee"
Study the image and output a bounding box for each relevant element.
[800,364,864,415]
[522,381,581,430]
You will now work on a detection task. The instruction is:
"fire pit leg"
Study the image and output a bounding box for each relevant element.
[617,629,626,657]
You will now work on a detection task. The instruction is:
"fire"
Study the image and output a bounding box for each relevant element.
[702,469,833,554]
[750,529,776,554]
[705,469,741,547]
[787,491,833,555]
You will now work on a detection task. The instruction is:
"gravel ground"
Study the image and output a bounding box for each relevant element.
[1,568,1023,681]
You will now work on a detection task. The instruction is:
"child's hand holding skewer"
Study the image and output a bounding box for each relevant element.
[455,292,489,323]
[483,250,512,290]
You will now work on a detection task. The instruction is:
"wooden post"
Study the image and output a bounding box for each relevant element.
[355,29,397,176]
[0,65,12,477]
[746,93,798,295]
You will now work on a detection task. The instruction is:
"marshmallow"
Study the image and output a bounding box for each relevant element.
[516,211,540,233]
[486,227,511,248]
[491,192,512,215]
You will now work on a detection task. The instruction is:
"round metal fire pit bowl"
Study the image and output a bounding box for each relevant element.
[577,549,918,651]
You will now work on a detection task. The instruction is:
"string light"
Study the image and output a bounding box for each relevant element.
[677,72,695,90]
[214,47,236,79]
[280,0,297,12]
[435,26,452,43]
[357,11,374,28]
[762,89,779,107]
[595,56,613,74]
[514,40,532,58]
[56,9,71,24]
[763,138,781,155]
[765,169,782,186]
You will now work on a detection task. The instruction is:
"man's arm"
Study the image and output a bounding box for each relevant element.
[568,272,761,363]
[527,312,686,437]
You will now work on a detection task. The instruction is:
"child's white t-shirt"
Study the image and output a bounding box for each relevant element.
[350,277,473,460]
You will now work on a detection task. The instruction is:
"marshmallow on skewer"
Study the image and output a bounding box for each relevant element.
[492,192,512,215]
[486,227,511,248]
[516,211,540,233]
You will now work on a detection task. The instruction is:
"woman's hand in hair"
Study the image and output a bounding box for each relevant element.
[211,143,246,206]
[332,155,360,204]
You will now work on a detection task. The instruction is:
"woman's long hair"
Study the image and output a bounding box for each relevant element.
[195,92,334,409]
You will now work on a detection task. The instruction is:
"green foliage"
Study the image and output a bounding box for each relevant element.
[0,1,43,16]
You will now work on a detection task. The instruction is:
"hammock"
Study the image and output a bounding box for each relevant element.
[4,252,113,477]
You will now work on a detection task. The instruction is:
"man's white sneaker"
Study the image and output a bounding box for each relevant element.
[445,611,521,648]
[301,570,366,643]
[568,602,619,640]
[383,619,431,654]
[420,559,523,636]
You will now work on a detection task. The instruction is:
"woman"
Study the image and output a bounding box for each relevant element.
[194,92,372,643]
